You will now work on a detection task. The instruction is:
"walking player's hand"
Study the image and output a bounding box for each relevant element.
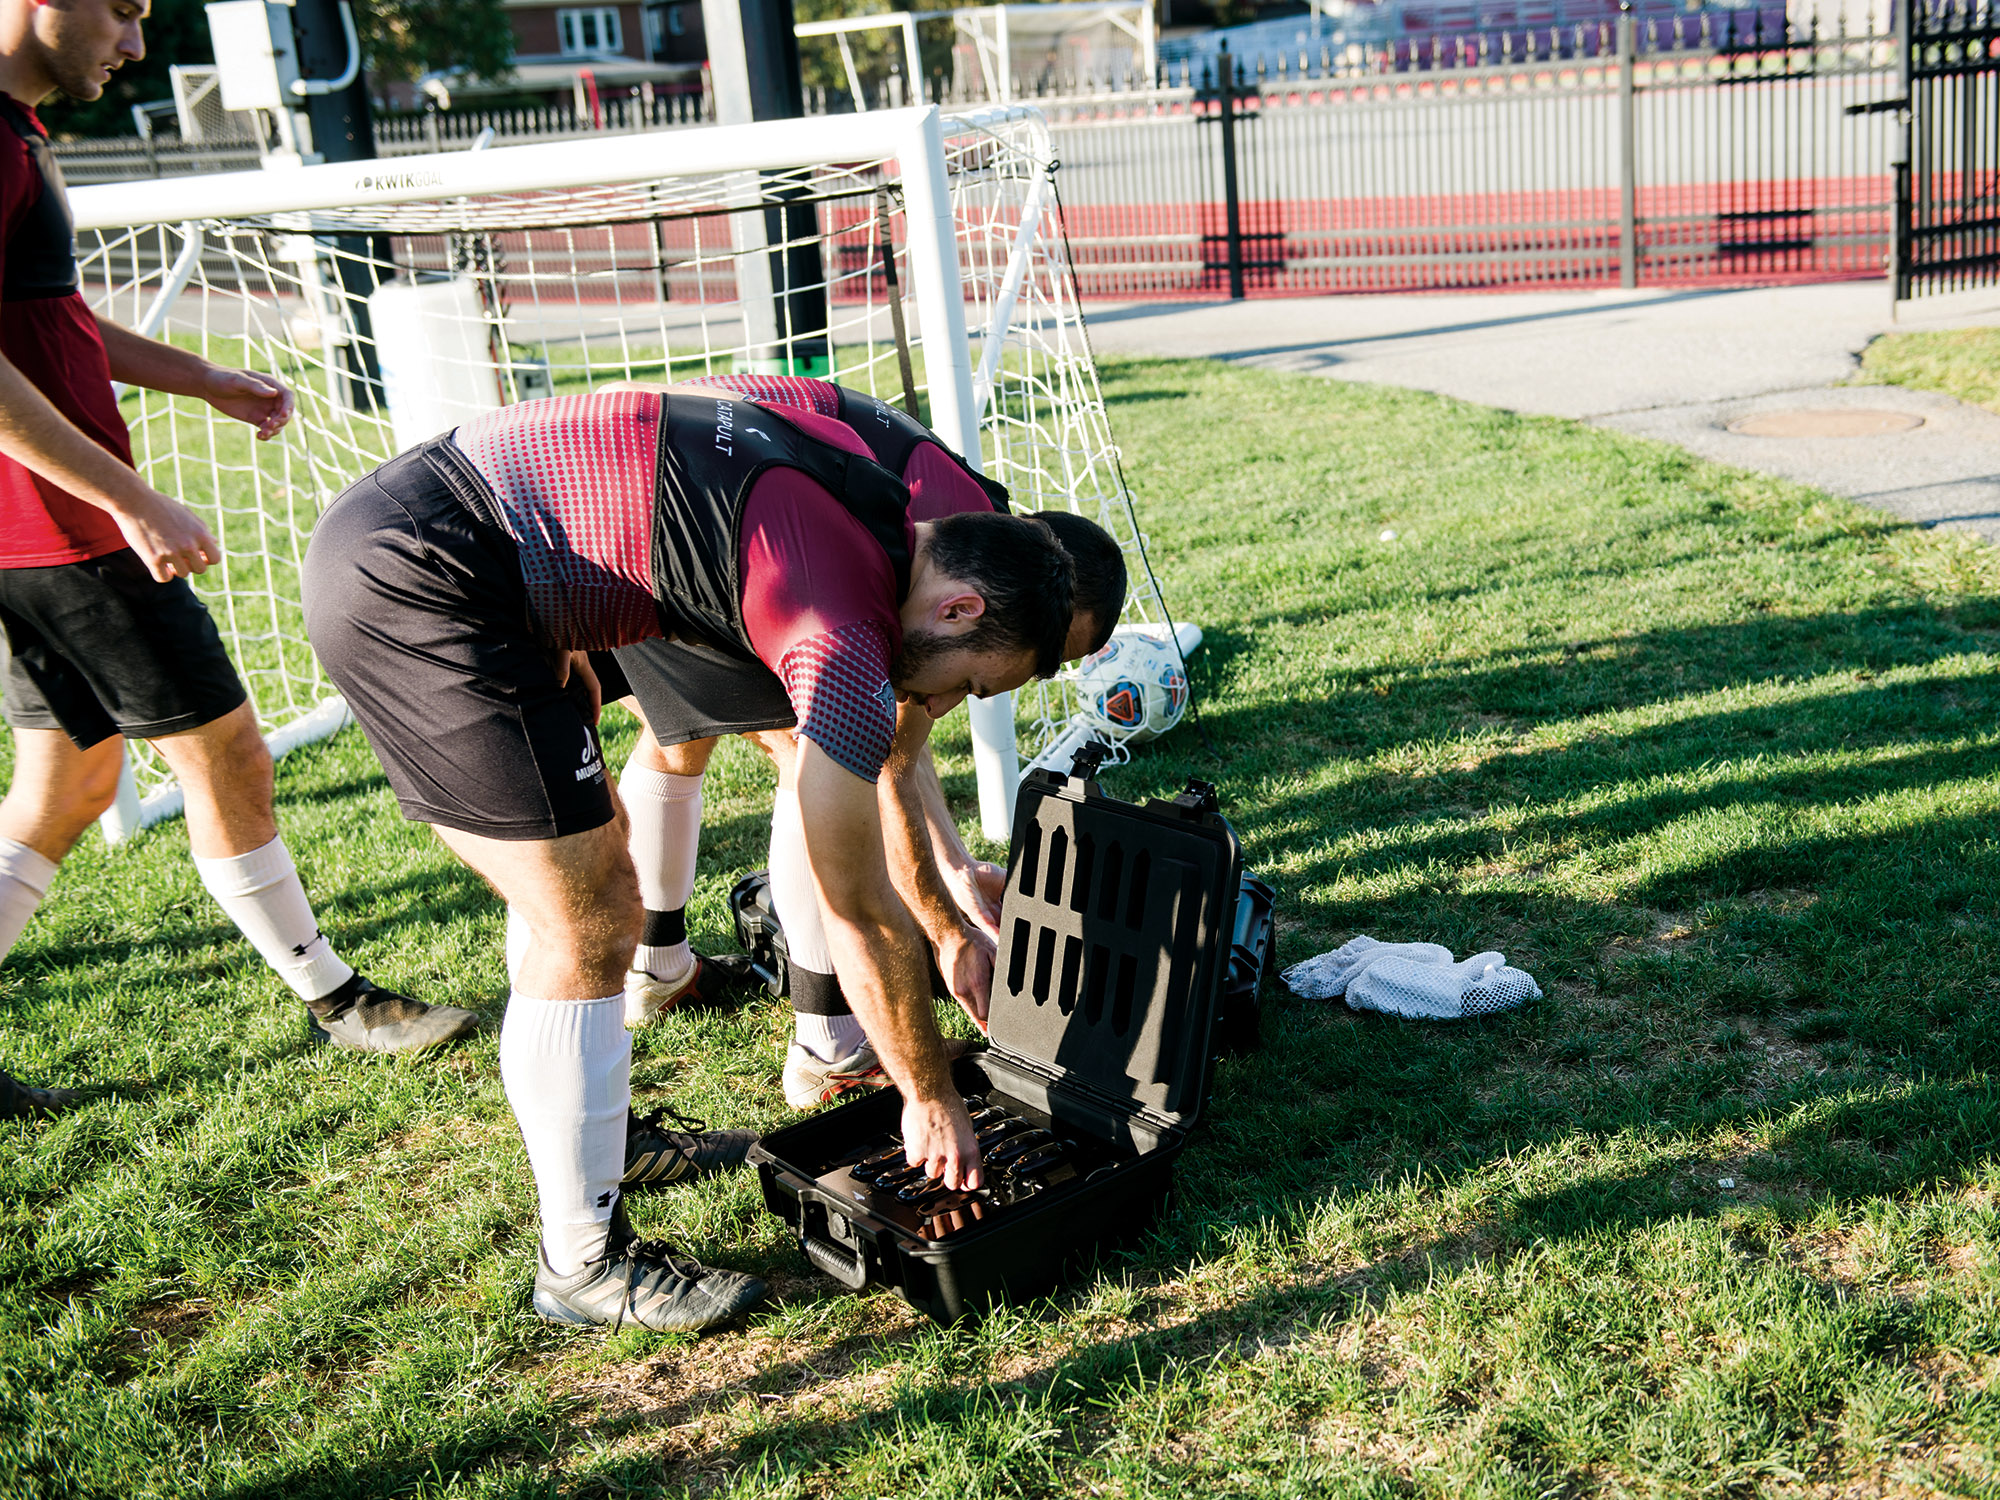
[202,366,296,442]
[902,1091,983,1191]
[116,488,222,581]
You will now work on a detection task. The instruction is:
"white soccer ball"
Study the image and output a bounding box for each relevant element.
[1074,631,1189,744]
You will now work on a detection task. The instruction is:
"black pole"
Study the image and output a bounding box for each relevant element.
[1218,42,1246,300]
[1893,0,1914,300]
[704,0,830,374]
[289,0,385,408]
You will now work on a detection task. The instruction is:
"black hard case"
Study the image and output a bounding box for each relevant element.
[747,761,1245,1324]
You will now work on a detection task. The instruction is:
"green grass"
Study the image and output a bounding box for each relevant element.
[1861,324,2000,413]
[9,355,2000,1497]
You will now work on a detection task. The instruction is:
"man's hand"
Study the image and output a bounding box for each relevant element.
[937,920,995,1031]
[901,1090,983,1191]
[942,857,1008,939]
[202,367,295,442]
[113,487,222,582]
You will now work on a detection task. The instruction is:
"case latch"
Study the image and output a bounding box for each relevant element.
[1068,739,1112,781]
[1171,777,1219,816]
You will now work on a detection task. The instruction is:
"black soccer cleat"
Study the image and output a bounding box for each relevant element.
[532,1206,765,1333]
[306,974,479,1054]
[0,1069,80,1122]
[621,1103,757,1189]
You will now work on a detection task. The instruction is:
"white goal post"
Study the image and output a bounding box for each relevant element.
[71,104,1184,845]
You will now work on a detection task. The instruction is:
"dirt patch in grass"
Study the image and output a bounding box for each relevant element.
[102,1297,215,1384]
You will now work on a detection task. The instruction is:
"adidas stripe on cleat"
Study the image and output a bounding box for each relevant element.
[621,1104,757,1189]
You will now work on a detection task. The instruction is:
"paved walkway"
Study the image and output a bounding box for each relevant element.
[1082,282,2000,546]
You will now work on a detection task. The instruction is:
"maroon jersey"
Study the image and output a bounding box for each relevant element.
[0,95,131,568]
[683,373,996,522]
[455,390,917,781]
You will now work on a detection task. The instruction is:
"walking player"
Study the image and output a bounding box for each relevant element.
[303,385,1081,1331]
[590,373,1127,1109]
[0,0,477,1120]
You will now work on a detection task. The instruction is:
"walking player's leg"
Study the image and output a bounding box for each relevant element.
[149,704,479,1052]
[0,728,116,1120]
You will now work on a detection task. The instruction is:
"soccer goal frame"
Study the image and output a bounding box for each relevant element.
[71,103,1176,845]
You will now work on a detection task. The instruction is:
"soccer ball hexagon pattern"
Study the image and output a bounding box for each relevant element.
[1075,631,1189,744]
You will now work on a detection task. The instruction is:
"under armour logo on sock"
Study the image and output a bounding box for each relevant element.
[292,930,325,958]
[596,1189,618,1209]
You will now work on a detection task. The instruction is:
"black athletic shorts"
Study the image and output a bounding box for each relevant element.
[610,636,795,747]
[302,437,615,841]
[0,547,247,750]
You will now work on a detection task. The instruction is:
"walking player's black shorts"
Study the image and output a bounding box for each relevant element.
[302,437,614,841]
[0,548,247,749]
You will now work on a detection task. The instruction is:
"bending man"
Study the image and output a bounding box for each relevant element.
[303,386,1077,1332]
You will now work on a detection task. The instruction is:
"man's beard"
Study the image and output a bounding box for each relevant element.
[889,625,956,690]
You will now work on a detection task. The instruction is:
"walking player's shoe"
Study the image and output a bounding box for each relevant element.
[0,1070,80,1122]
[306,975,480,1054]
[621,1104,757,1189]
[623,956,739,1028]
[783,1041,889,1109]
[532,1210,765,1333]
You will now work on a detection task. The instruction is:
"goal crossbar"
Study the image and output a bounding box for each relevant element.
[70,103,1065,841]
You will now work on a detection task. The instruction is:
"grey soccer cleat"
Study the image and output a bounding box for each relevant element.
[306,975,479,1054]
[532,1210,766,1333]
[622,1103,758,1189]
[0,1069,80,1121]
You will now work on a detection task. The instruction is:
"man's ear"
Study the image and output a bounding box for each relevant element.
[932,589,986,633]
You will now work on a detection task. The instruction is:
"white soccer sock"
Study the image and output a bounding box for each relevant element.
[621,763,701,987]
[499,989,630,1277]
[794,1010,865,1062]
[771,785,862,1061]
[0,838,56,967]
[192,836,355,1002]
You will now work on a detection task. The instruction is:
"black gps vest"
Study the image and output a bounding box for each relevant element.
[832,385,1012,514]
[0,95,79,301]
[651,393,914,659]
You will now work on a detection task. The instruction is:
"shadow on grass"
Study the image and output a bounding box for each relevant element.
[186,1059,2000,1499]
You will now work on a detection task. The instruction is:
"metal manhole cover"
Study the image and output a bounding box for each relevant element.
[1725,409,1926,438]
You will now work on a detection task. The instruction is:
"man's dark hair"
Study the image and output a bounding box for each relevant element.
[924,511,1075,678]
[1032,510,1127,655]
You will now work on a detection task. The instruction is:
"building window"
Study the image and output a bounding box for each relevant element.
[558,7,622,55]
[644,2,684,56]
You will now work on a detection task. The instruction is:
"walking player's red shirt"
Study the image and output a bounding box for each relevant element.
[0,97,130,567]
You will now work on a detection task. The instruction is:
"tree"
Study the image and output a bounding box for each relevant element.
[358,0,513,87]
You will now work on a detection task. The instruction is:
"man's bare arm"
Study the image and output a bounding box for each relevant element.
[0,349,218,581]
[879,702,995,1027]
[96,316,294,442]
[912,741,1006,938]
[797,737,982,1189]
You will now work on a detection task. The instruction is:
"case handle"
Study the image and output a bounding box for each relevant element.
[800,1231,871,1291]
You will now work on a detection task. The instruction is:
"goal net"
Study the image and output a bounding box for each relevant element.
[72,104,1183,843]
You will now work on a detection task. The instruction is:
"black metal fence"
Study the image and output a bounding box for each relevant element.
[1043,21,1899,297]
[1894,0,2000,298]
[58,17,1911,298]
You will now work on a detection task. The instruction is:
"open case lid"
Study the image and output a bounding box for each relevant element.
[987,753,1243,1131]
